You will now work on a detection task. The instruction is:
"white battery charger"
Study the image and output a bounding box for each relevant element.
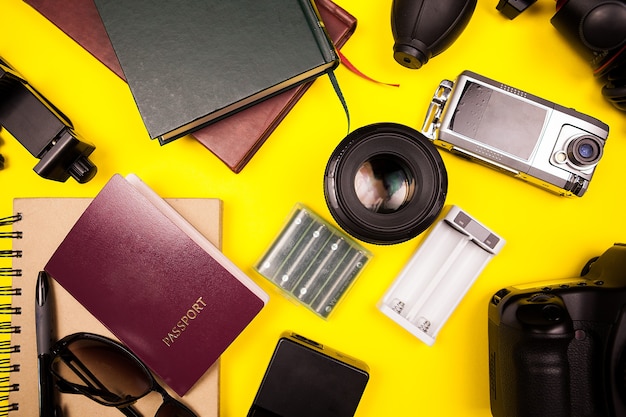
[378,205,505,345]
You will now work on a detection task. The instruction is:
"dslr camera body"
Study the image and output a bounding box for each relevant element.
[422,70,609,197]
[488,243,626,417]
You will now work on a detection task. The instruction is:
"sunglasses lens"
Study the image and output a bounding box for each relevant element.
[52,336,152,405]
[156,399,197,417]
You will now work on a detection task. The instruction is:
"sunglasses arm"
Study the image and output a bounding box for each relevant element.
[117,405,142,417]
[54,379,142,417]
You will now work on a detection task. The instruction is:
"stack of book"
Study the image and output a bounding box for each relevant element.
[26,0,357,172]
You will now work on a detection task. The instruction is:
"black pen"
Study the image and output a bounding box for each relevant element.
[35,270,58,417]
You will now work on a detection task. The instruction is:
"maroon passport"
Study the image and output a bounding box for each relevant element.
[45,174,269,396]
[24,0,357,172]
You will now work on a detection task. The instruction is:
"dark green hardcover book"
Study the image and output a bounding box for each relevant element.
[93,0,339,144]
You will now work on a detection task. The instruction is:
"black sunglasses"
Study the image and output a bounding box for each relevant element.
[49,332,197,417]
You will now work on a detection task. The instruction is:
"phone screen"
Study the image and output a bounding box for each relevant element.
[449,81,547,161]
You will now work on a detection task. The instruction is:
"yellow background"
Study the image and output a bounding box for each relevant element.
[1,1,625,416]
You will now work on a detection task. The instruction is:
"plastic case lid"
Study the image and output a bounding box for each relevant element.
[255,203,371,319]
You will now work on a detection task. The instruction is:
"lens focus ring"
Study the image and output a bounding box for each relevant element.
[324,123,447,245]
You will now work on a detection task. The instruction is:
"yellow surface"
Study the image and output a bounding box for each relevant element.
[1,1,625,416]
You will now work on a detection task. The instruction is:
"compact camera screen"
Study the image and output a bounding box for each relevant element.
[450,80,547,162]
[422,70,609,197]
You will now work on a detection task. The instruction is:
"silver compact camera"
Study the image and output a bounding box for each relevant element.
[421,70,609,197]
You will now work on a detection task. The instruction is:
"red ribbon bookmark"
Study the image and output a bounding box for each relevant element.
[338,49,400,87]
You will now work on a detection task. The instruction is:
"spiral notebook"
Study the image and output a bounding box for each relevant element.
[0,196,223,416]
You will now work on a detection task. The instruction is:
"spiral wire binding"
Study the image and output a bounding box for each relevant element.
[0,342,18,355]
[0,324,19,336]
[0,215,21,227]
[0,307,19,317]
[0,213,21,415]
[0,360,18,375]
[0,396,17,416]
[0,290,18,298]
[0,378,18,395]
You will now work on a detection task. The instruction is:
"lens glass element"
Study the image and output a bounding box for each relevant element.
[567,136,603,166]
[354,157,414,214]
[578,143,593,159]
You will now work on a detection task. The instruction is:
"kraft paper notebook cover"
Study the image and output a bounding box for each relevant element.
[24,0,356,172]
[43,174,269,397]
[1,196,223,416]
[91,0,339,144]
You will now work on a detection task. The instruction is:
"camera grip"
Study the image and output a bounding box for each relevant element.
[490,294,575,417]
[515,338,573,416]
[607,306,626,416]
[491,324,574,417]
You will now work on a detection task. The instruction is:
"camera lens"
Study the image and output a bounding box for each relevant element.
[578,143,594,159]
[324,123,448,245]
[354,157,413,214]
[567,135,603,166]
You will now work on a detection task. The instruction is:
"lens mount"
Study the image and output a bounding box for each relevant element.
[324,123,448,245]
[567,135,603,167]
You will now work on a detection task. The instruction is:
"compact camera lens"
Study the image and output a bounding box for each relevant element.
[324,123,447,245]
[578,143,594,159]
[567,135,603,166]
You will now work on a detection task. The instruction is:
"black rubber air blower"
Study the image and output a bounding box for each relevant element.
[391,0,477,69]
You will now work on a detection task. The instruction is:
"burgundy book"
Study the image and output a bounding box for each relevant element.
[24,0,357,172]
[44,174,269,396]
